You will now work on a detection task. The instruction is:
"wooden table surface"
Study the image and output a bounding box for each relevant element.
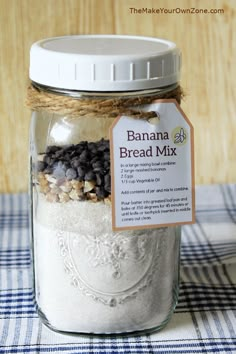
[0,0,235,192]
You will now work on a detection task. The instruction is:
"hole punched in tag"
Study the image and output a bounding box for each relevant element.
[147,112,160,125]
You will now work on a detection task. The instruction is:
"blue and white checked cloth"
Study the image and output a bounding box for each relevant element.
[0,185,236,353]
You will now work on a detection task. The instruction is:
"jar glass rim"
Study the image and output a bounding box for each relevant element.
[31,81,179,99]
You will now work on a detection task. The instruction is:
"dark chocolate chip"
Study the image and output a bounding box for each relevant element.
[54,149,64,158]
[46,145,60,154]
[90,149,98,156]
[48,158,56,166]
[75,145,84,153]
[96,187,109,199]
[104,174,111,183]
[97,145,107,152]
[104,174,111,192]
[43,155,51,165]
[79,150,89,162]
[64,153,71,161]
[84,171,96,181]
[96,173,103,186]
[104,184,111,193]
[103,152,110,161]
[37,161,46,172]
[90,156,99,165]
[77,166,85,178]
[104,161,110,169]
[92,161,103,169]
[72,158,80,168]
[88,142,96,151]
[78,141,88,150]
[70,150,78,158]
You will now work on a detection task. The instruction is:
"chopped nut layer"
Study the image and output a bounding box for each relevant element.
[36,173,111,204]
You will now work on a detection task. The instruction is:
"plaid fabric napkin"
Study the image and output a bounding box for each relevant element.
[0,184,235,353]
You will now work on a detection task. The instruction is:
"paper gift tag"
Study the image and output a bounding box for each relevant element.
[110,99,195,231]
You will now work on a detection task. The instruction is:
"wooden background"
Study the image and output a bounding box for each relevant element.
[0,0,235,193]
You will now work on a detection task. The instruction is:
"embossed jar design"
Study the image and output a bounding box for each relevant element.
[28,35,183,335]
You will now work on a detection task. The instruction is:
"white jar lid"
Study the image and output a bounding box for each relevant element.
[30,35,181,92]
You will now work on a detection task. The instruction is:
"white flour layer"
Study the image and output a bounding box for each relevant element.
[34,196,179,334]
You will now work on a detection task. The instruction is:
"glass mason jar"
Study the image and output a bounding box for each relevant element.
[28,35,182,335]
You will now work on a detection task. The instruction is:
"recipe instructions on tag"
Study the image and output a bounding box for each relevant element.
[118,161,190,222]
[110,101,194,230]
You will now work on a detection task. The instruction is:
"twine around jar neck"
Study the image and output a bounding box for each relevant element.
[26,83,184,119]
